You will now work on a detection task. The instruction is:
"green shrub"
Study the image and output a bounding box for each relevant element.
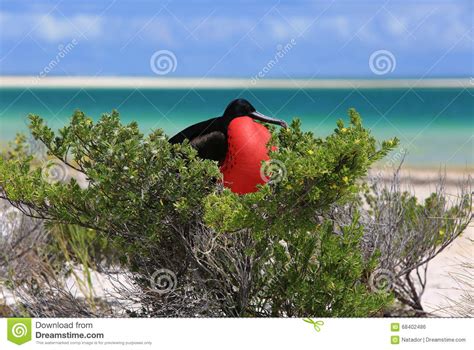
[0,108,399,316]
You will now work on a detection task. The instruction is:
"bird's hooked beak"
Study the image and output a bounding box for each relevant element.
[251,111,288,128]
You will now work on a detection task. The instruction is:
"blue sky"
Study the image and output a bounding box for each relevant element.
[0,0,472,78]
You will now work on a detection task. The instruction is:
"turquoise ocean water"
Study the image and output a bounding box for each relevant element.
[0,87,472,167]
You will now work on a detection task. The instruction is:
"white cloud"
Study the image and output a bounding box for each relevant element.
[386,16,408,38]
[267,20,296,41]
[190,17,253,41]
[0,11,102,43]
[37,14,102,42]
[318,15,351,39]
[0,2,470,51]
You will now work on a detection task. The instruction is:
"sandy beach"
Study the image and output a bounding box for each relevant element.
[398,173,472,316]
[1,76,472,89]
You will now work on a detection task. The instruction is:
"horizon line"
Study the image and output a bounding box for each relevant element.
[0,76,472,89]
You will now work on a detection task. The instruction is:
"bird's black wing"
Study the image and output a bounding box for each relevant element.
[169,117,227,163]
[168,117,221,144]
[190,131,227,163]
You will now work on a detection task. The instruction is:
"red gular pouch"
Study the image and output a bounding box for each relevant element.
[220,116,275,194]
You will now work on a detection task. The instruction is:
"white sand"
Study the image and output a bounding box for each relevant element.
[368,168,473,315]
[406,182,473,316]
[1,76,472,89]
[422,225,472,315]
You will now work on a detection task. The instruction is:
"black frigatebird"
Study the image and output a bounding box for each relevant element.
[169,99,287,193]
